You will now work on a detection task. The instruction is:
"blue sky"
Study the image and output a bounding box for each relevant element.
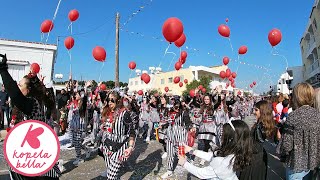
[0,0,315,92]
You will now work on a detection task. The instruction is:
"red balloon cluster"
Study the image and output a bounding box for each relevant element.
[128,61,136,70]
[40,20,54,33]
[30,63,40,74]
[64,36,75,50]
[218,24,230,38]
[68,9,80,22]
[92,46,106,62]
[162,17,184,43]
[250,81,257,88]
[268,29,282,47]
[175,51,188,71]
[141,73,151,84]
[164,87,169,92]
[238,46,248,55]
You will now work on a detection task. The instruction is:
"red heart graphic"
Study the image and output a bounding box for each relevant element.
[21,124,44,149]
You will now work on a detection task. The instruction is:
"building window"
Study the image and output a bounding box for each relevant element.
[135,81,138,85]
[161,79,165,84]
[168,77,173,83]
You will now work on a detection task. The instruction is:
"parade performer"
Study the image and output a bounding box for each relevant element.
[161,100,191,179]
[198,94,221,166]
[100,90,137,179]
[69,89,91,166]
[0,54,61,179]
[158,95,170,159]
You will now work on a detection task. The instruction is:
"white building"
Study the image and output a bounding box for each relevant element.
[271,66,303,95]
[0,39,57,85]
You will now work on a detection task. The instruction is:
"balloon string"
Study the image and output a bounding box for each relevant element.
[68,50,72,77]
[40,0,63,69]
[68,23,73,35]
[271,47,288,71]
[99,62,105,82]
[166,52,177,72]
[228,38,234,53]
[163,43,171,57]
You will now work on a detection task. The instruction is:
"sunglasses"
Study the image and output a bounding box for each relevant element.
[107,98,116,103]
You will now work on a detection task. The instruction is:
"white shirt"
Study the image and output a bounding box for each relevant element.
[183,150,238,180]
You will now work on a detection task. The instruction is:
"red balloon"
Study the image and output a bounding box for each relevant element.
[175,61,182,70]
[30,63,40,74]
[226,69,231,77]
[100,84,107,91]
[40,20,54,33]
[68,9,80,22]
[144,74,151,84]
[162,17,184,43]
[174,33,186,48]
[189,89,195,98]
[174,76,180,84]
[228,76,233,81]
[179,82,183,87]
[179,57,186,64]
[225,18,229,23]
[165,87,169,92]
[223,56,229,65]
[250,84,253,88]
[92,46,106,62]
[64,36,74,50]
[232,84,236,88]
[198,85,203,90]
[238,46,248,55]
[138,90,143,95]
[226,82,229,86]
[268,28,282,47]
[128,61,136,70]
[253,81,256,85]
[141,73,147,81]
[201,88,206,93]
[220,71,226,79]
[231,79,235,83]
[181,51,188,60]
[218,24,230,38]
[184,79,188,84]
[231,72,237,78]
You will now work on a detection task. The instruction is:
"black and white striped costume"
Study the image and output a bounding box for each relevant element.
[101,108,136,180]
[214,108,228,146]
[166,110,191,171]
[69,101,88,159]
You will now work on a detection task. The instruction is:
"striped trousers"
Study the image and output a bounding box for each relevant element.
[166,125,187,171]
[102,142,129,180]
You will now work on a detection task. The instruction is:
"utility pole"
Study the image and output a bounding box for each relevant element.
[115,12,120,88]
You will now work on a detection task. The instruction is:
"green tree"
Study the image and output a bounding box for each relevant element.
[182,76,211,97]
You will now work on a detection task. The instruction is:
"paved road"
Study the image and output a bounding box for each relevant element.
[0,116,285,180]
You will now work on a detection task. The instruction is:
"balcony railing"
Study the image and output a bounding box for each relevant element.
[307,60,320,75]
